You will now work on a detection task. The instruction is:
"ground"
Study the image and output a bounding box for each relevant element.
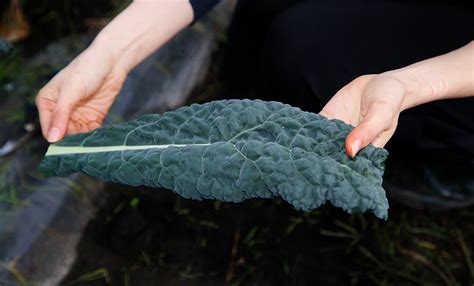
[63,184,473,286]
[0,1,473,285]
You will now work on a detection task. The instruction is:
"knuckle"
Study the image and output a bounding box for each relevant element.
[36,85,55,104]
[355,74,375,84]
[36,87,48,101]
[34,94,42,105]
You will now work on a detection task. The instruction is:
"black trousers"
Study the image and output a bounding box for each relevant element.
[221,0,474,161]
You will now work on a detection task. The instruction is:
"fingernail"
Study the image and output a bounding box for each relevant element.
[47,127,60,143]
[351,139,361,157]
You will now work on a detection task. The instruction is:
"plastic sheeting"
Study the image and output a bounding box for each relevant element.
[0,2,234,284]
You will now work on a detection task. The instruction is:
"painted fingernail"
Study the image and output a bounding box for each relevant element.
[47,127,60,143]
[351,139,361,157]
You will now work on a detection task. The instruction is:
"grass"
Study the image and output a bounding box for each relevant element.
[64,268,111,285]
[1,2,473,285]
[2,50,469,284]
[0,260,30,286]
[63,185,474,286]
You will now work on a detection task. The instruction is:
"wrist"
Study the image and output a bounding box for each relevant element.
[89,30,129,73]
[383,67,439,112]
[89,0,193,74]
[384,42,474,111]
[75,38,120,79]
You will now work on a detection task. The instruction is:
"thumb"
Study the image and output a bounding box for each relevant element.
[46,81,85,143]
[47,98,74,143]
[345,103,394,158]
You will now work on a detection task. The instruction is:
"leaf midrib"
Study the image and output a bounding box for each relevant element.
[45,143,212,156]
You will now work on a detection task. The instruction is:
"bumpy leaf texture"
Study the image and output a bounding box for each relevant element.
[40,100,389,219]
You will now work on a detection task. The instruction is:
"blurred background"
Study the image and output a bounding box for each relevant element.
[0,0,472,285]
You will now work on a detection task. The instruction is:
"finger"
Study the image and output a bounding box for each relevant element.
[36,99,53,139]
[371,115,399,147]
[78,121,89,133]
[67,120,79,135]
[345,102,395,158]
[371,129,395,148]
[48,100,73,143]
[320,76,375,124]
[47,79,86,142]
[88,121,102,131]
[319,109,334,120]
[36,86,59,139]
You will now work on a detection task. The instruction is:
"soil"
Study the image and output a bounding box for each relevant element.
[63,183,474,286]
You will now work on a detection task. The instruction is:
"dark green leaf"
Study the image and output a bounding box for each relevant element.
[40,100,389,219]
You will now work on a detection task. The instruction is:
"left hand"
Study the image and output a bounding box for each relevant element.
[320,73,407,158]
[321,42,474,158]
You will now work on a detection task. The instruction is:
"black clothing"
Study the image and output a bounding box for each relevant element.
[190,0,473,159]
[220,0,474,160]
[189,0,219,20]
[190,0,474,207]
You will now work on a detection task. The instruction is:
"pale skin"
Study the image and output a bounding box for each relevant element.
[36,0,474,158]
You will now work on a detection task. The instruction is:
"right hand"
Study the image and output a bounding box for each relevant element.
[36,0,195,143]
[36,45,126,143]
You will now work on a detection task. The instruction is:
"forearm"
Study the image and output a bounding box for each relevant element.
[89,0,194,74]
[387,41,474,111]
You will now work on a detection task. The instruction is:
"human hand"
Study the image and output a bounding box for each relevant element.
[36,46,126,142]
[320,42,474,158]
[320,74,407,158]
[35,0,194,143]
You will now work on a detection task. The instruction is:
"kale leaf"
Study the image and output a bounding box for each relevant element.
[40,99,389,219]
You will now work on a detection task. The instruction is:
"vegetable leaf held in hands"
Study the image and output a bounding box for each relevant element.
[40,99,389,219]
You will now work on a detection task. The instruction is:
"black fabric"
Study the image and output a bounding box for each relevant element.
[221,0,474,159]
[221,0,306,92]
[189,0,220,21]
